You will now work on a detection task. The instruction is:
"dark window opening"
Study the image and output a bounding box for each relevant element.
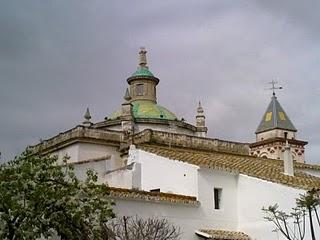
[214,188,222,210]
[136,84,144,96]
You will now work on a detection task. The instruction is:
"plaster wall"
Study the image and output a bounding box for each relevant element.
[197,168,238,229]
[130,150,199,197]
[113,199,202,240]
[106,169,134,189]
[112,168,239,240]
[237,175,319,240]
[256,129,295,141]
[53,144,79,163]
[53,143,120,164]
[73,159,108,184]
[77,143,120,163]
[301,169,320,178]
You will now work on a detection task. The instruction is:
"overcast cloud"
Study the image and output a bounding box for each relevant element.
[0,0,319,164]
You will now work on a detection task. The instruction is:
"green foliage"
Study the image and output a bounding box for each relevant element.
[0,150,115,240]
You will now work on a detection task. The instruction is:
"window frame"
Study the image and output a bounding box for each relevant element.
[213,188,222,210]
[136,84,144,96]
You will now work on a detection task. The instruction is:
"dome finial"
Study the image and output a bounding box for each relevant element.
[139,47,148,69]
[83,107,92,127]
[197,101,204,114]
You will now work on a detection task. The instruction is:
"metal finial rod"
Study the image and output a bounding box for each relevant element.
[266,80,283,96]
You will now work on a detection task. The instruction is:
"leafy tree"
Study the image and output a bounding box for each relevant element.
[0,150,115,240]
[106,216,181,240]
[263,188,320,240]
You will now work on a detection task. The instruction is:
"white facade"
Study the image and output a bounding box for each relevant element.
[50,142,320,240]
[106,148,320,240]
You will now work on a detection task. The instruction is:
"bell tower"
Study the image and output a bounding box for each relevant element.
[249,81,307,163]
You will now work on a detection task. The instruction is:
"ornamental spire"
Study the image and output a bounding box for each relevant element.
[83,107,92,127]
[197,101,204,115]
[138,47,148,69]
[195,101,207,137]
[124,88,131,102]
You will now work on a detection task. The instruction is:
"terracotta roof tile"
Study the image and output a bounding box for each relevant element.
[139,145,320,190]
[199,229,250,240]
[108,187,200,206]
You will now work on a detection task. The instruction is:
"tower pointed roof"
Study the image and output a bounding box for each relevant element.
[255,94,297,134]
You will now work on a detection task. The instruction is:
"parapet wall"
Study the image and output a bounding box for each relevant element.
[30,126,122,154]
[133,129,249,155]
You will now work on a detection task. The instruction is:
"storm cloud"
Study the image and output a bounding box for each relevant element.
[1,0,319,164]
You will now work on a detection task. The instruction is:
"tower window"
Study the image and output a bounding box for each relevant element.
[136,84,144,96]
[214,188,222,210]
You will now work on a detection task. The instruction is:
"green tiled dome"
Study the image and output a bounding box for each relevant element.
[131,67,154,77]
[108,100,177,120]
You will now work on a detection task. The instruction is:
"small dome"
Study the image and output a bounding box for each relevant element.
[108,100,177,120]
[131,67,154,77]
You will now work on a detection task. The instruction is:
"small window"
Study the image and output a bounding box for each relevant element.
[136,84,144,96]
[214,188,222,210]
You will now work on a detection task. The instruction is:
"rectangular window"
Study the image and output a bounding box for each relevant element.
[214,188,222,210]
[136,84,144,96]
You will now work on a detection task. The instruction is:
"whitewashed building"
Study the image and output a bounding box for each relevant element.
[32,49,320,240]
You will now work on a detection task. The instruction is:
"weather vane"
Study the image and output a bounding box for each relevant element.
[267,80,283,96]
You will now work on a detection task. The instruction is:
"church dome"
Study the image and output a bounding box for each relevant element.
[131,67,154,77]
[108,100,177,121]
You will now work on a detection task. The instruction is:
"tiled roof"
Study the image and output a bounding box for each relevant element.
[198,229,250,240]
[139,145,320,190]
[108,187,200,206]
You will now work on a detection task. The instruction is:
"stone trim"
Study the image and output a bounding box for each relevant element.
[250,137,308,148]
[30,126,122,154]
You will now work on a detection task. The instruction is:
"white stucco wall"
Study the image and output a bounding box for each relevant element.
[54,144,79,163]
[197,169,238,230]
[73,159,108,184]
[237,175,320,240]
[52,142,122,166]
[112,168,239,240]
[113,199,202,240]
[301,169,320,178]
[128,149,199,197]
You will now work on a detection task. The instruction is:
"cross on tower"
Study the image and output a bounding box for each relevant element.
[268,80,283,96]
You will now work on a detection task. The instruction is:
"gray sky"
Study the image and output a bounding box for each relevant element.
[1,0,319,164]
